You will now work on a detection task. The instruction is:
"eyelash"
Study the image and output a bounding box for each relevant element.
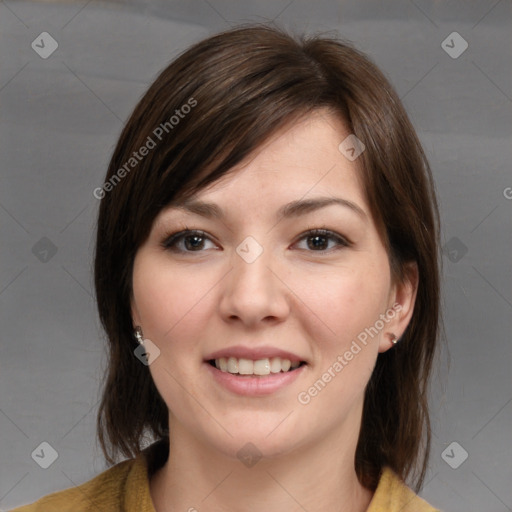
[160,228,351,254]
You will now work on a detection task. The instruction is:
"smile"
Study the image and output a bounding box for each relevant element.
[209,357,305,376]
[205,358,307,396]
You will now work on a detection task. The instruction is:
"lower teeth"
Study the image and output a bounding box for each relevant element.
[236,372,287,376]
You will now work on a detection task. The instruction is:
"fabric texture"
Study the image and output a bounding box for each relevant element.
[11,439,440,512]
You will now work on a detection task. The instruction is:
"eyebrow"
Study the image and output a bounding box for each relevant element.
[172,197,367,221]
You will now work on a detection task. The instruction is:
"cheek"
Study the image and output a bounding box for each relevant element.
[287,260,391,348]
[131,255,216,342]
[290,263,390,421]
[131,257,216,411]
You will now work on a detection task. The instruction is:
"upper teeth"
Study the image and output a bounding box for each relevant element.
[214,357,301,375]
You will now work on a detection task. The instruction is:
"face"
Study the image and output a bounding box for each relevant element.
[131,110,416,461]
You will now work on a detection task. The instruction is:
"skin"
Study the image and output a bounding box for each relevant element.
[131,109,418,512]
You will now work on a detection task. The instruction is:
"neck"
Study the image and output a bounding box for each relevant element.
[150,416,374,512]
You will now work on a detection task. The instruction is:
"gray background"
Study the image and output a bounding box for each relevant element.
[1,0,511,510]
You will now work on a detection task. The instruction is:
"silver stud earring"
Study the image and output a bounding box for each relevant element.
[390,333,399,345]
[134,326,144,346]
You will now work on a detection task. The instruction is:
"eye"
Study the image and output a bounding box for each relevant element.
[293,229,350,252]
[161,229,218,252]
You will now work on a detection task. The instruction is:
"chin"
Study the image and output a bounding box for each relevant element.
[196,416,309,463]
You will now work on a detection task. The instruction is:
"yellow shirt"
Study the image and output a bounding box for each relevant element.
[11,440,440,512]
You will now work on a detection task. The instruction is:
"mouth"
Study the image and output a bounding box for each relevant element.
[207,357,307,376]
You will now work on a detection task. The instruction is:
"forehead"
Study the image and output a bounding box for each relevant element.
[173,110,368,215]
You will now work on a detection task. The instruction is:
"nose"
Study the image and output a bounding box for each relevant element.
[218,248,290,327]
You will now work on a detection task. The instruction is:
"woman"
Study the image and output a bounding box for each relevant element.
[13,25,441,511]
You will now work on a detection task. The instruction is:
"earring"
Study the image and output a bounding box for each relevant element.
[390,333,399,345]
[134,326,144,346]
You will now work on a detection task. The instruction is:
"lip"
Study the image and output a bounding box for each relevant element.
[205,345,305,363]
[205,361,306,396]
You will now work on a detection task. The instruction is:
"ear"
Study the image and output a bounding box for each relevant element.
[130,296,142,330]
[378,262,419,353]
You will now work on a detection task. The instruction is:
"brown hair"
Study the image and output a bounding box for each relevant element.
[94,24,440,492]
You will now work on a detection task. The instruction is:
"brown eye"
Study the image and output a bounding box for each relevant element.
[307,234,329,250]
[294,229,350,252]
[162,230,218,252]
[184,234,206,251]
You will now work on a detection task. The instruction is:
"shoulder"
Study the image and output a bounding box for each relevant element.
[367,466,441,512]
[9,451,154,512]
